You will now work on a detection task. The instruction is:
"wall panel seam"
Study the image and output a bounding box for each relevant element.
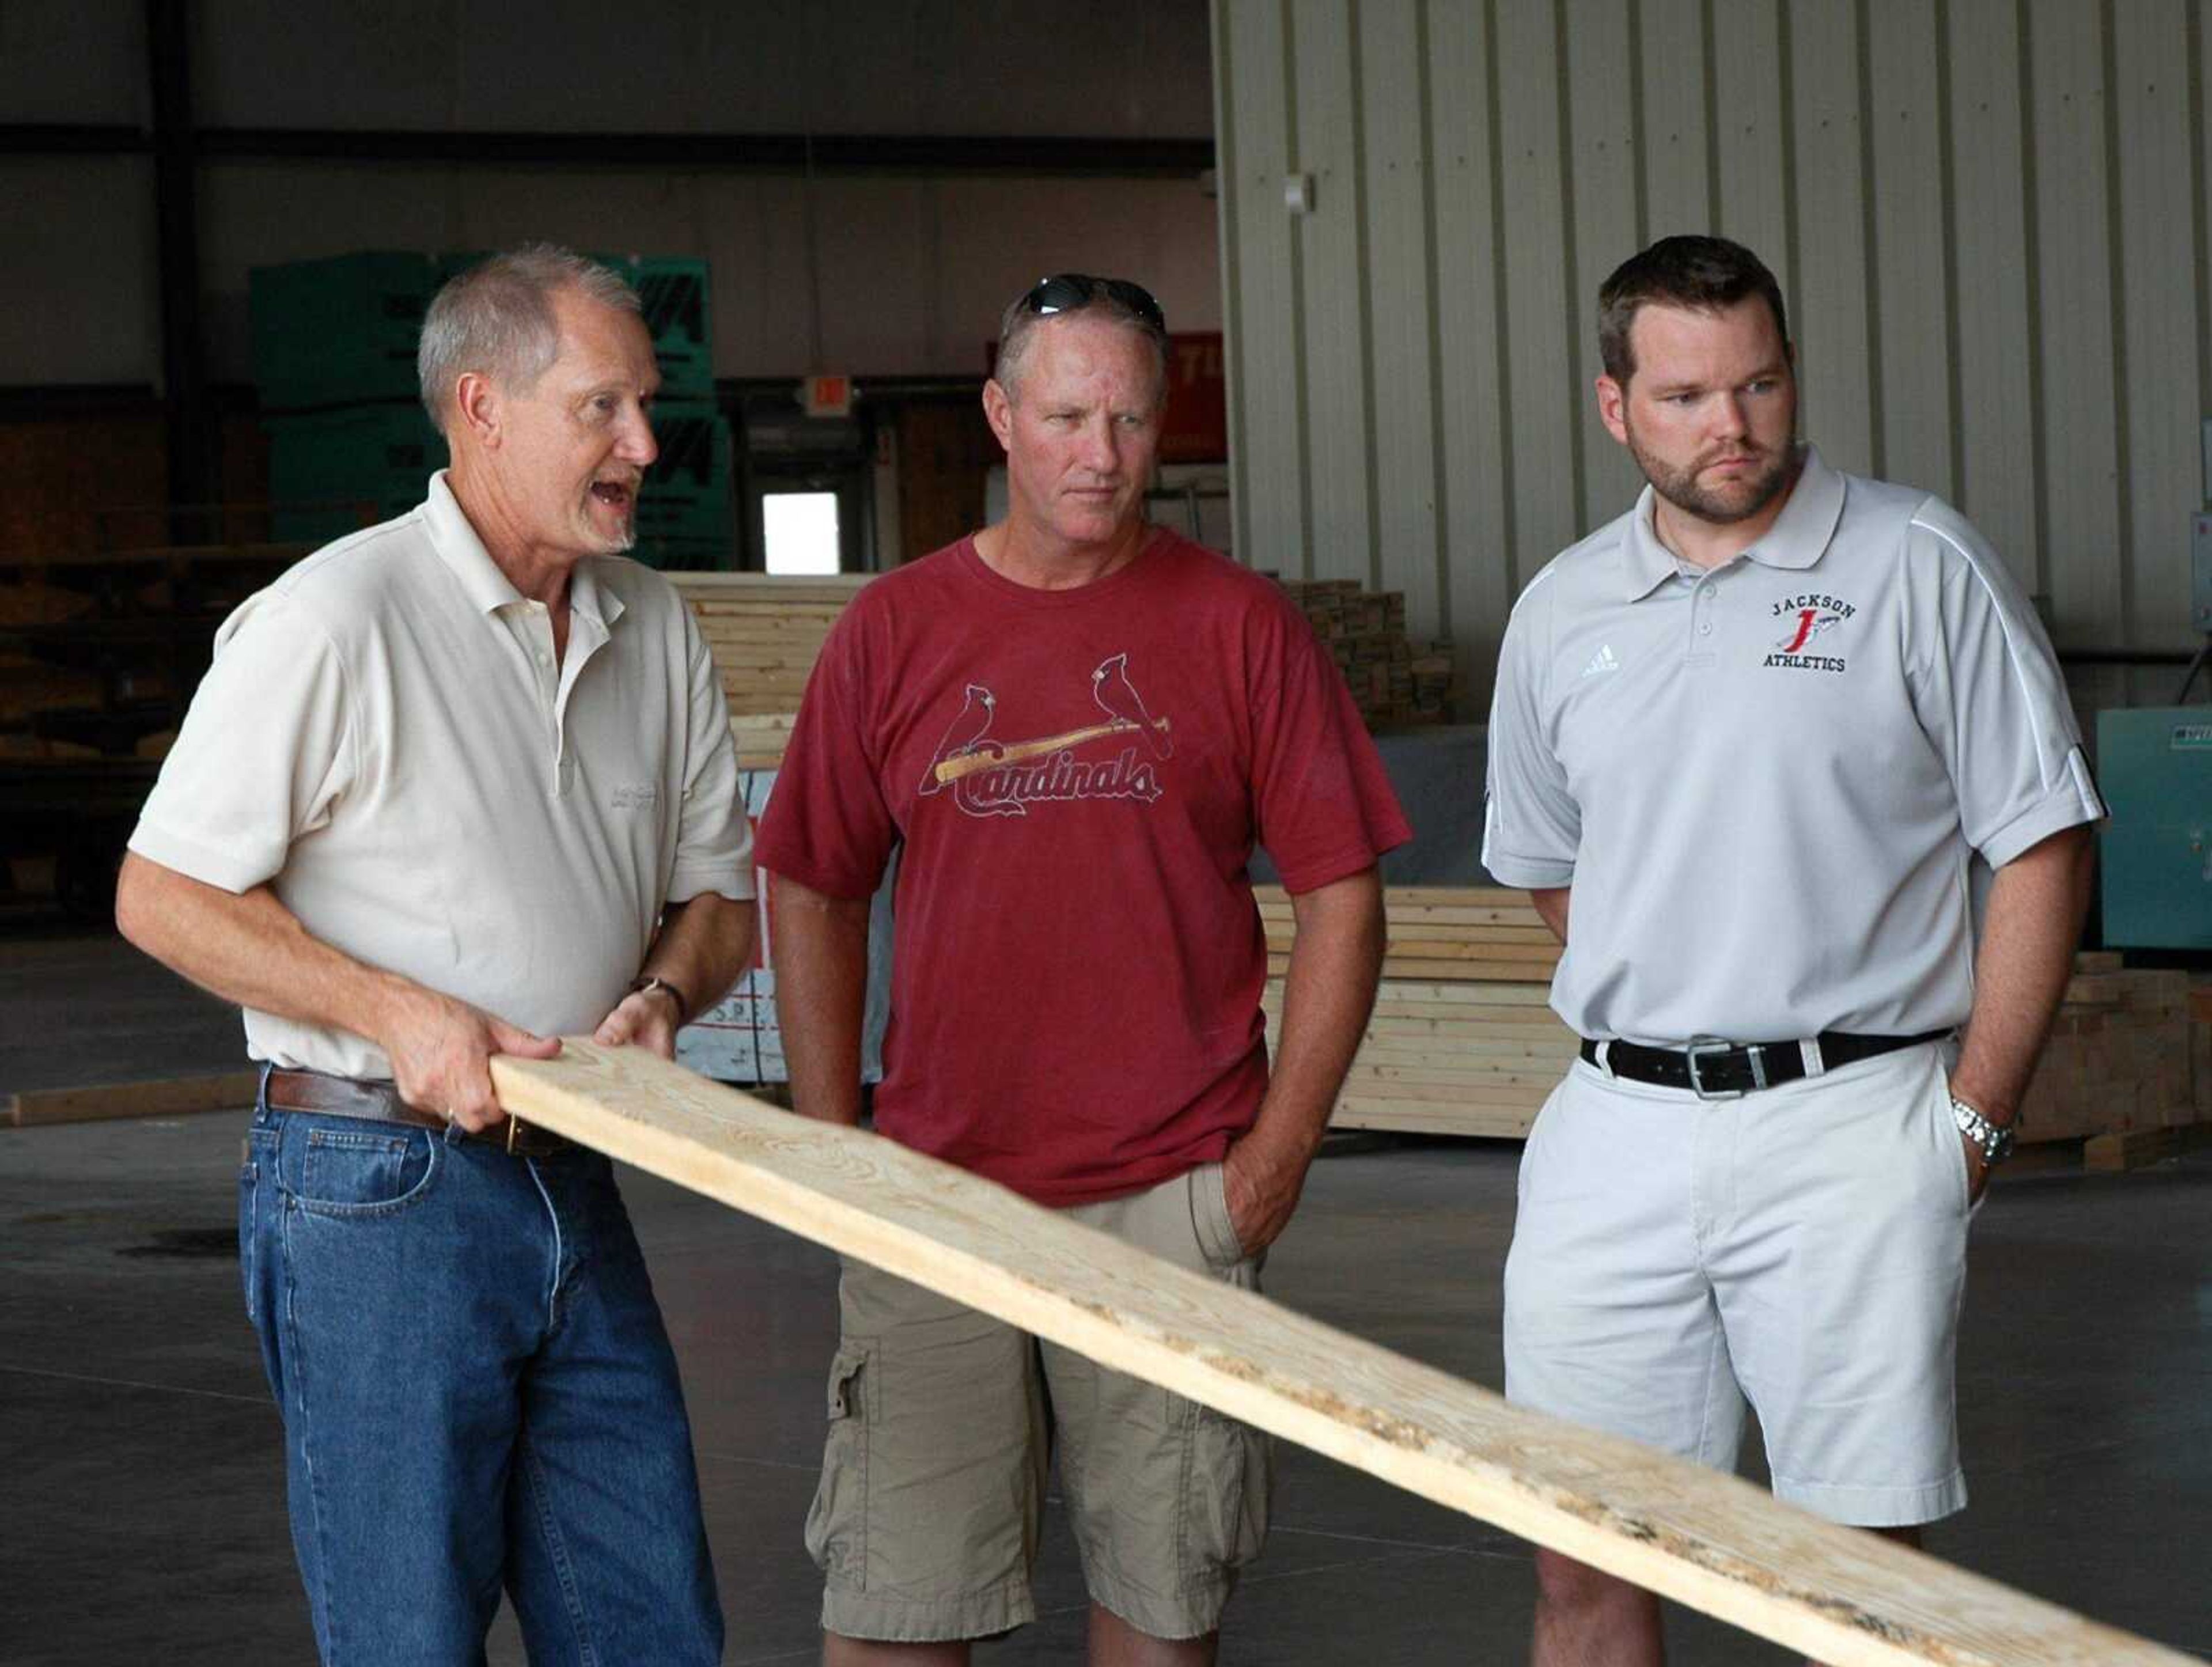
[1416,0,1456,635]
[1484,0,1522,593]
[2099,0,2135,641]
[1347,3,1385,591]
[2192,0,2211,493]
[1699,0,1721,233]
[1933,0,1965,510]
[2016,0,2052,602]
[1778,0,1802,358]
[1282,0,1317,579]
[1210,0,1252,567]
[1854,0,1885,480]
[1552,0,1587,539]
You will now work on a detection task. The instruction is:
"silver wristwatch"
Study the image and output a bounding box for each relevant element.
[1950,1096,2016,1167]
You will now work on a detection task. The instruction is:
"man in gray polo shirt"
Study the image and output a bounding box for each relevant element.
[115,246,754,1665]
[1483,234,2101,1665]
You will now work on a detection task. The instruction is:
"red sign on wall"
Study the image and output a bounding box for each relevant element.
[1158,332,1227,464]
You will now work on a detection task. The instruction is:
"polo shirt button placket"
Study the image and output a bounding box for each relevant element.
[1688,579,1719,670]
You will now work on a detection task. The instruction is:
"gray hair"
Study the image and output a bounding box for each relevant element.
[994,283,1168,407]
[417,244,641,433]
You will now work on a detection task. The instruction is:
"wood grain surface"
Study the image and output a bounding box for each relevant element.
[490,1042,2188,1667]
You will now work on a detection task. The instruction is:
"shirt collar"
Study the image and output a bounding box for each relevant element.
[1618,445,1845,599]
[422,469,626,630]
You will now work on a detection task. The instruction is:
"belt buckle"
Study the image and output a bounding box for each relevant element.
[504,1116,525,1157]
[1684,1035,1750,1101]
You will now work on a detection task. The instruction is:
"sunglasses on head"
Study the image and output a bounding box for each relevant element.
[1020,273,1166,334]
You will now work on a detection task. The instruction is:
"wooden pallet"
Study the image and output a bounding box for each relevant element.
[2018,958,2206,1147]
[1259,884,1567,1138]
[671,572,872,723]
[488,1041,2190,1666]
[3,1070,259,1127]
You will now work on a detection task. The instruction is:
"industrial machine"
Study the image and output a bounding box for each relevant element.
[2094,422,2212,949]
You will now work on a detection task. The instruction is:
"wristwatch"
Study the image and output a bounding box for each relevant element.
[626,974,692,1026]
[1950,1094,2016,1167]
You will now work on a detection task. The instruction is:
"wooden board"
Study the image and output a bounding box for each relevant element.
[490,1043,2188,1667]
[4,1070,260,1128]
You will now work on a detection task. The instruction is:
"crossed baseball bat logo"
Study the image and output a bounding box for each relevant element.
[922,653,1174,791]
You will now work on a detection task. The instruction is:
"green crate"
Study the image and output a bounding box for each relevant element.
[251,252,448,412]
[638,400,735,545]
[594,254,714,399]
[254,251,715,412]
[265,403,447,544]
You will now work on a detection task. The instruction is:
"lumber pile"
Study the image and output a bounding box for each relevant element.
[489,1041,2193,1667]
[1276,578,1456,728]
[669,572,872,728]
[1259,884,1570,1138]
[2019,953,2209,1156]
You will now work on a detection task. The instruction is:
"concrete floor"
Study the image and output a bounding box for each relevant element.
[4,934,2210,1664]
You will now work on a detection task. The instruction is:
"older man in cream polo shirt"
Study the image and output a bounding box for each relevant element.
[1484,236,2101,1666]
[115,245,753,1666]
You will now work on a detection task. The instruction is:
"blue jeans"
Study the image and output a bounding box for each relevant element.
[240,1093,723,1666]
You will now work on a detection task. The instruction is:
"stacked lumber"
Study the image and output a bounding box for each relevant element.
[670,572,872,736]
[2020,953,2207,1159]
[1258,884,1570,1138]
[1275,578,1455,728]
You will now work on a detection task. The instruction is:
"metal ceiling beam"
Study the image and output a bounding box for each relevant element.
[0,123,1210,176]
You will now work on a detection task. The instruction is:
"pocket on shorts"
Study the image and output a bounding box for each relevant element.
[1930,1068,1975,1217]
[804,1343,872,1589]
[1183,1404,1272,1585]
[283,1123,440,1217]
[1189,1162,1246,1270]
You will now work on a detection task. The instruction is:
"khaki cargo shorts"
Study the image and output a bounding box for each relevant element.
[806,1161,1272,1644]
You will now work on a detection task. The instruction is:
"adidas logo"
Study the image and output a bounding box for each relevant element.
[1580,644,1620,679]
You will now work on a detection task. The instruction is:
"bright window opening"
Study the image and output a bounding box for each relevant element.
[763,492,841,575]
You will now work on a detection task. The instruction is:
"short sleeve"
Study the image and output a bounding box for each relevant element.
[1909,509,2105,867]
[127,592,355,894]
[1480,576,1580,889]
[755,601,899,899]
[666,611,756,902]
[1248,596,1412,893]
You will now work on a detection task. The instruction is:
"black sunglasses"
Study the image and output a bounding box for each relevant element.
[1020,272,1166,334]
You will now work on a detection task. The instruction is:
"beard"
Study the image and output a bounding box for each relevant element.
[1624,425,1803,527]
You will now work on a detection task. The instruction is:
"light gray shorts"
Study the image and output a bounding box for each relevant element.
[1503,1041,1973,1527]
[807,1162,1271,1644]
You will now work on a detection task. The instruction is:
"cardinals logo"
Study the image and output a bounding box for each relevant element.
[920,653,1175,820]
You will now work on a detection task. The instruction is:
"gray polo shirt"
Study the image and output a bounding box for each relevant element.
[131,472,754,1078]
[1483,446,2103,1046]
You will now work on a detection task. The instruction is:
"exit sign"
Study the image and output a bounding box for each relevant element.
[803,374,851,418]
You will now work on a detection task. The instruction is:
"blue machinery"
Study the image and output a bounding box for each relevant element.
[2094,440,2212,949]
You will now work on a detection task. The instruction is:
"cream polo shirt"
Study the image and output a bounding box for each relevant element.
[130,471,753,1079]
[1483,446,2104,1047]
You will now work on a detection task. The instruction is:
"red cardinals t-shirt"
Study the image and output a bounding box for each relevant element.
[757,530,1411,1205]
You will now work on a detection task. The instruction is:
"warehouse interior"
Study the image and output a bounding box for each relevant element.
[3,3,2209,1664]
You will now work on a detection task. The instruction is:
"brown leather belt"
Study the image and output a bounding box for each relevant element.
[263,1067,572,1157]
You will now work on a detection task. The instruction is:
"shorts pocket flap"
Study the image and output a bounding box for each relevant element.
[825,1343,869,1422]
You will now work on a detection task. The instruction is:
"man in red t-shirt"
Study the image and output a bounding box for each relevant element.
[758,273,1410,1667]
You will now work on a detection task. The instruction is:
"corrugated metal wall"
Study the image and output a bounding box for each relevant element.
[1213,0,2212,711]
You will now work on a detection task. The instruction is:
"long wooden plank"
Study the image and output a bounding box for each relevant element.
[5,1070,260,1127]
[491,1043,2188,1667]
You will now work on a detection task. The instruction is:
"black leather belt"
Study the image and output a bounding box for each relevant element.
[263,1067,572,1157]
[1578,1029,1952,1097]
